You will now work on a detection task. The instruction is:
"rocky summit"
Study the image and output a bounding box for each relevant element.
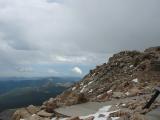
[12,46,160,120]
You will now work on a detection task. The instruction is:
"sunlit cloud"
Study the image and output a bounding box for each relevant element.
[71,67,82,75]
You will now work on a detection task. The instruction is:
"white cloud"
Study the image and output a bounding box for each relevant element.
[16,67,33,73]
[48,68,58,74]
[71,67,82,75]
[55,56,68,62]
[0,0,159,76]
[54,55,87,63]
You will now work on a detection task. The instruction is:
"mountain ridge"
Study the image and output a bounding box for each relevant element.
[13,46,160,120]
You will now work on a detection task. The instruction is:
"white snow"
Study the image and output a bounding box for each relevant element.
[80,82,84,86]
[80,105,120,120]
[130,65,134,68]
[88,81,94,85]
[115,104,119,107]
[52,105,120,120]
[98,87,105,91]
[125,92,130,96]
[107,90,113,94]
[121,104,126,107]
[97,94,103,98]
[132,78,138,83]
[80,87,85,93]
[72,87,76,91]
[98,106,111,112]
[80,85,87,93]
[92,73,96,77]
[88,89,93,93]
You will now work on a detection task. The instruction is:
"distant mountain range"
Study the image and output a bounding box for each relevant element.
[0,77,80,112]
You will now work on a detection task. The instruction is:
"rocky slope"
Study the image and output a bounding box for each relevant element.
[12,46,160,120]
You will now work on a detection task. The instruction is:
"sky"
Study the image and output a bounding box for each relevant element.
[0,0,160,77]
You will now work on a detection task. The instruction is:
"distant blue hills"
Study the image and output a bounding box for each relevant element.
[0,76,81,112]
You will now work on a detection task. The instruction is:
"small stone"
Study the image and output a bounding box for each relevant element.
[130,113,146,120]
[66,116,80,120]
[98,114,105,117]
[84,116,94,120]
[112,92,125,98]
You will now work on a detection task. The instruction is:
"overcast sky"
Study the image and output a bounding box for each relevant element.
[0,0,160,77]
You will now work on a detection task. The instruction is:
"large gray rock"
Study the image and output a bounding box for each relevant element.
[12,108,31,120]
[26,105,40,114]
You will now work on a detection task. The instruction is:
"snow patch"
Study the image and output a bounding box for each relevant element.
[92,73,96,77]
[88,81,94,85]
[99,106,111,112]
[88,89,93,93]
[97,94,103,98]
[132,78,138,83]
[80,82,84,86]
[107,90,113,94]
[72,87,76,91]
[125,92,130,96]
[80,85,87,93]
[32,114,36,116]
[121,104,126,107]
[80,105,120,120]
[130,65,134,68]
[52,105,120,120]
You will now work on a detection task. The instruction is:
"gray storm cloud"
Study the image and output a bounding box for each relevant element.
[0,0,160,76]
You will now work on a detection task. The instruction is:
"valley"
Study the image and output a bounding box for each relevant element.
[0,77,80,112]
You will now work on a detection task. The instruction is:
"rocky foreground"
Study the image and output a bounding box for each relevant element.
[12,46,160,120]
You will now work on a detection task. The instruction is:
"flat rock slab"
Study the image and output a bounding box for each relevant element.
[37,110,53,117]
[55,102,114,117]
[55,95,160,118]
[146,107,160,120]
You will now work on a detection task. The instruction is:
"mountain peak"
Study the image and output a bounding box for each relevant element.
[12,46,160,120]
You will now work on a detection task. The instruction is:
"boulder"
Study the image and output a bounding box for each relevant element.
[26,105,40,114]
[128,87,141,97]
[12,108,31,120]
[45,101,57,113]
[37,110,53,118]
[63,93,87,106]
